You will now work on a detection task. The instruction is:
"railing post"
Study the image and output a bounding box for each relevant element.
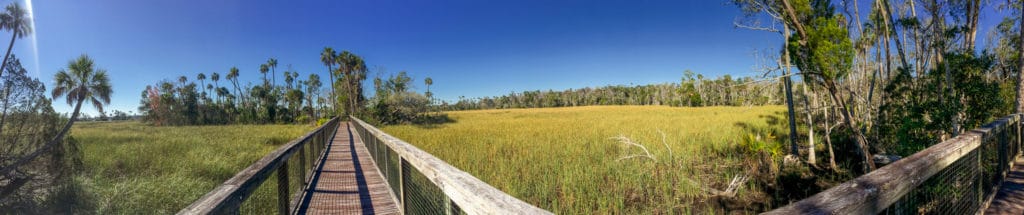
[277,160,290,215]
[299,141,308,185]
[381,138,387,177]
[1001,124,1009,175]
[444,196,454,215]
[977,135,985,210]
[399,157,407,214]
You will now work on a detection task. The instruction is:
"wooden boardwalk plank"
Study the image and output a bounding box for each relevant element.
[985,157,1024,215]
[297,122,400,215]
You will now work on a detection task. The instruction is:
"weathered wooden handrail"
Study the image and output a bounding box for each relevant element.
[179,117,340,214]
[350,116,552,215]
[766,114,1021,214]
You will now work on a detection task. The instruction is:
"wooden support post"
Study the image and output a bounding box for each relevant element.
[977,139,984,209]
[444,195,454,215]
[382,142,389,178]
[1001,126,1009,175]
[277,160,290,215]
[399,157,407,214]
[299,143,307,184]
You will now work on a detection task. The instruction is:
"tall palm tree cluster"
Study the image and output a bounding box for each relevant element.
[139,49,371,125]
[320,47,368,117]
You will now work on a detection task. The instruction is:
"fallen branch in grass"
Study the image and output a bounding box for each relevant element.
[681,175,749,198]
[657,129,673,159]
[611,134,656,162]
[609,133,747,198]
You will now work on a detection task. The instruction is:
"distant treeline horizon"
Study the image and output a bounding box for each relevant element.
[440,71,785,110]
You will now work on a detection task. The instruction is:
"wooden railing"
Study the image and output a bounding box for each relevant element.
[767,114,1022,214]
[179,117,340,214]
[350,116,552,215]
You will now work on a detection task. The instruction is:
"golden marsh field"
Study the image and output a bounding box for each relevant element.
[381,105,790,213]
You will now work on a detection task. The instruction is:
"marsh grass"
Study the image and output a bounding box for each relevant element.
[70,121,312,214]
[381,105,790,214]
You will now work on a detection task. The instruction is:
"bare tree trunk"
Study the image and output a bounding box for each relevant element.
[878,0,910,69]
[328,65,337,116]
[0,33,16,83]
[783,25,800,157]
[804,83,816,165]
[825,97,838,170]
[963,0,980,50]
[826,81,877,171]
[0,85,11,136]
[1017,1,1024,114]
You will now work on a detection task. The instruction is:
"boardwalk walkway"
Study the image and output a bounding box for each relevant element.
[985,157,1024,215]
[296,122,400,215]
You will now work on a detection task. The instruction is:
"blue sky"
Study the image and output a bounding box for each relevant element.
[12,0,1011,115]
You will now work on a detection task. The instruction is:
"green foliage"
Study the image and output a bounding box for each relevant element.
[876,52,1011,155]
[786,0,854,86]
[739,132,782,159]
[0,54,79,213]
[368,71,433,125]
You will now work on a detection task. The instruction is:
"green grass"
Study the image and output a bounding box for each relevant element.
[70,121,313,214]
[381,105,789,214]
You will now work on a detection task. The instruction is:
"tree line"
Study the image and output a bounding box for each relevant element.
[137,47,442,126]
[441,71,786,111]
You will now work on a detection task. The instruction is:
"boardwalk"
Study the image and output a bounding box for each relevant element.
[985,157,1024,215]
[297,122,400,215]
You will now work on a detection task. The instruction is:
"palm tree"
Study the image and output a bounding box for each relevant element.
[0,54,110,176]
[211,72,220,102]
[284,71,294,90]
[178,76,187,88]
[425,77,433,108]
[227,67,240,103]
[0,3,32,81]
[267,58,278,87]
[425,77,433,98]
[197,72,207,99]
[336,51,365,116]
[306,74,321,119]
[320,47,337,114]
[259,64,269,87]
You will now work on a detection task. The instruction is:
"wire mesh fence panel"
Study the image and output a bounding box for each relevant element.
[240,169,280,215]
[387,146,401,201]
[980,131,1001,201]
[287,152,305,209]
[402,159,451,215]
[377,137,388,180]
[882,149,982,215]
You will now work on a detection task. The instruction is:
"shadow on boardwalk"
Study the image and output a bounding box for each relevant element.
[985,157,1024,215]
[297,123,399,215]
